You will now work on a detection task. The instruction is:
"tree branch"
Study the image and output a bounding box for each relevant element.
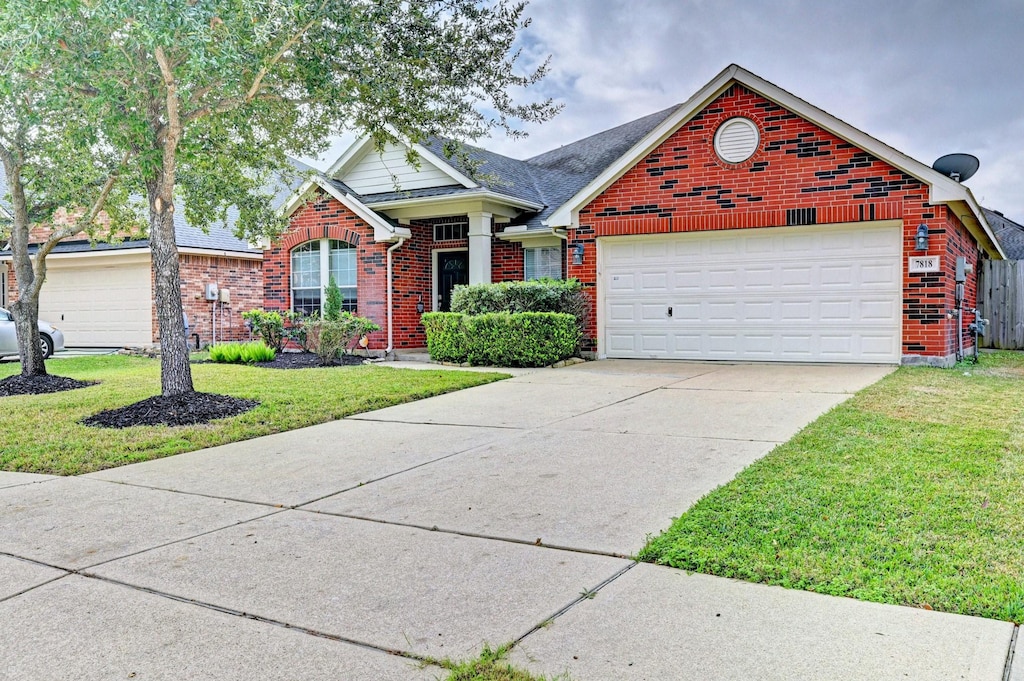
[28,149,133,301]
[182,0,329,123]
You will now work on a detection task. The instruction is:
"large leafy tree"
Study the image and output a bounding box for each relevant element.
[8,0,555,396]
[0,27,132,377]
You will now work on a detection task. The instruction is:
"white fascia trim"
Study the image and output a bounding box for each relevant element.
[497,225,567,245]
[280,178,321,219]
[325,137,377,179]
[0,247,152,263]
[313,176,410,242]
[178,246,263,261]
[543,64,1003,257]
[325,131,479,190]
[364,189,543,213]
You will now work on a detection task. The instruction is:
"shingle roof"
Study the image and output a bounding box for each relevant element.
[519,105,680,229]
[362,106,681,230]
[0,158,312,255]
[983,208,1024,260]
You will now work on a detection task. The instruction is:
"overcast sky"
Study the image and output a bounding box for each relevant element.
[307,0,1024,218]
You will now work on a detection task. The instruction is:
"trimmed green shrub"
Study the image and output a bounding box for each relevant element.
[242,309,285,351]
[307,312,381,365]
[421,312,469,362]
[422,311,579,367]
[449,279,590,352]
[209,341,276,364]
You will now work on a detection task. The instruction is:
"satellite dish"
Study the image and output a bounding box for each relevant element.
[932,153,980,183]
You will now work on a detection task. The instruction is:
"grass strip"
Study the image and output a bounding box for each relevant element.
[640,352,1024,623]
[0,355,506,475]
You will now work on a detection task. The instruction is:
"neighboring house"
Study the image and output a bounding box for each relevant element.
[983,208,1024,260]
[0,163,310,348]
[267,64,1003,366]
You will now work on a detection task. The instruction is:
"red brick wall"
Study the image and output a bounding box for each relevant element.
[175,254,264,346]
[265,192,389,347]
[567,83,980,362]
[492,238,526,282]
[265,200,542,350]
[4,265,13,306]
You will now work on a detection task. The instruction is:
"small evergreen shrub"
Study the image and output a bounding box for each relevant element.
[282,310,313,351]
[242,309,285,351]
[307,312,380,365]
[209,341,276,364]
[323,276,344,322]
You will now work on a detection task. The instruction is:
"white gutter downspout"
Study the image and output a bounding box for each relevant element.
[385,237,406,357]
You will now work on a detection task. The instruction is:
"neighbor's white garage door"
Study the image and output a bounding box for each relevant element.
[600,222,902,363]
[39,255,153,347]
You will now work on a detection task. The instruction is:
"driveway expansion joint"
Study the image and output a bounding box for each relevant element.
[295,508,636,560]
[77,508,289,572]
[73,572,442,666]
[515,562,638,645]
[1004,624,1019,681]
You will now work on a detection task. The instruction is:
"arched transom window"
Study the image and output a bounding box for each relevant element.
[290,239,357,314]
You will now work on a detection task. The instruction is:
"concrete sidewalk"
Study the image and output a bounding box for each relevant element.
[1,360,1018,680]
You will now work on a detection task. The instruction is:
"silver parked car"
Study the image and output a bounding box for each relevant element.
[0,307,66,359]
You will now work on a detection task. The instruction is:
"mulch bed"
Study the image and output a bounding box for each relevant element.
[0,374,97,397]
[83,392,259,429]
[254,352,368,369]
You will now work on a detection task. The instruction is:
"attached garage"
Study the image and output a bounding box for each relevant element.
[38,253,153,347]
[599,222,902,363]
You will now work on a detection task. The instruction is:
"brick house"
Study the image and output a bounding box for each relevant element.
[266,64,1004,366]
[1,201,266,349]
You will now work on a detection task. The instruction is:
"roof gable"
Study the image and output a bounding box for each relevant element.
[328,138,476,195]
[544,64,1003,257]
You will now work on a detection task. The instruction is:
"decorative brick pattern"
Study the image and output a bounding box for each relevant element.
[568,84,979,361]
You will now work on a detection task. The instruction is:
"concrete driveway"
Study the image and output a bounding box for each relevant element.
[0,360,1016,680]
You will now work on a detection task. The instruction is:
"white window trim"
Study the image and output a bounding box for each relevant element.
[291,238,357,315]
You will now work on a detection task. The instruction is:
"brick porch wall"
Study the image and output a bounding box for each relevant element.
[566,83,979,361]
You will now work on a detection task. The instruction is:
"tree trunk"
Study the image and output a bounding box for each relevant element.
[5,160,47,377]
[9,297,46,377]
[146,174,194,397]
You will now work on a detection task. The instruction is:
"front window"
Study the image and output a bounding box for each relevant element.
[524,246,563,280]
[291,239,357,314]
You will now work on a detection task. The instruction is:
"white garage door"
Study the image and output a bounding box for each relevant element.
[39,255,153,347]
[600,222,902,363]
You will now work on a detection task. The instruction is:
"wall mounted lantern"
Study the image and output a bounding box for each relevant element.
[571,242,585,266]
[915,224,930,251]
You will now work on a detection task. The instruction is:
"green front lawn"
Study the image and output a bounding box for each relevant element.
[0,355,506,475]
[640,351,1024,623]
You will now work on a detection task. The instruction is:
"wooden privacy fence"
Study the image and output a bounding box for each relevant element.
[978,259,1024,349]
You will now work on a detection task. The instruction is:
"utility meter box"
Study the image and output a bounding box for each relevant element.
[204,283,219,301]
[218,287,231,304]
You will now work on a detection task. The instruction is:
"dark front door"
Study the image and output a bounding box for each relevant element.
[437,251,469,311]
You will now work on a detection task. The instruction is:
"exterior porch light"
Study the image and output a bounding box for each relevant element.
[571,242,585,266]
[915,224,930,251]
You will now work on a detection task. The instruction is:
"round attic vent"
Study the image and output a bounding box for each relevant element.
[714,117,760,163]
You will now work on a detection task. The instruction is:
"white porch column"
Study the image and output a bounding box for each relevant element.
[467,211,493,285]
